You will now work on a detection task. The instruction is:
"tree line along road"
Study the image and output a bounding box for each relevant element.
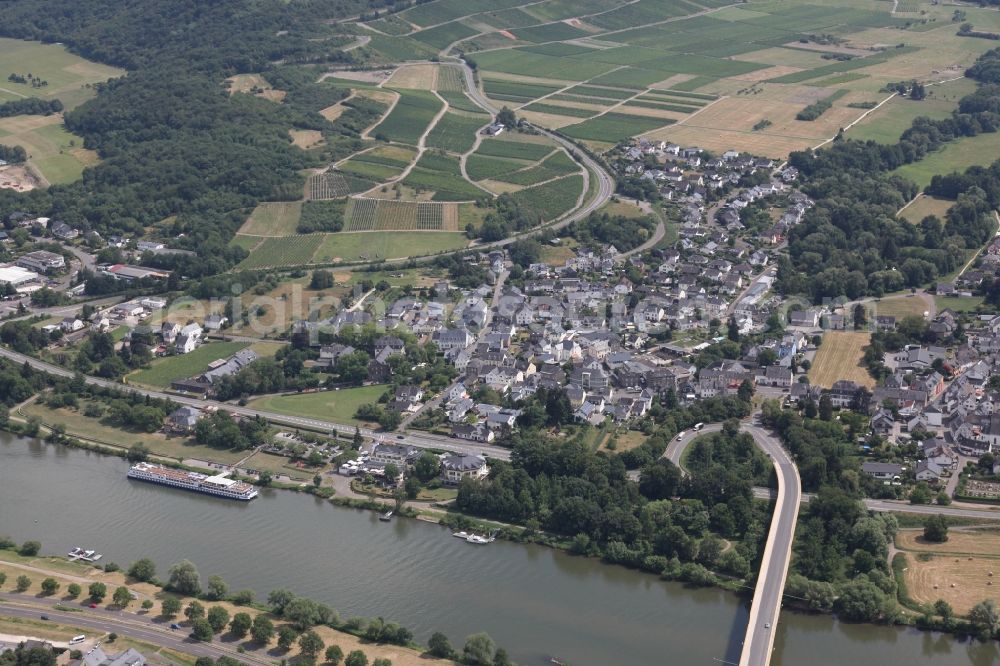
[0,346,512,462]
[0,593,268,665]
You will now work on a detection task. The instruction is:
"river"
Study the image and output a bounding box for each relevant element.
[0,434,995,666]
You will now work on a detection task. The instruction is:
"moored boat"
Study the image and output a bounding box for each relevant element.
[127,462,258,500]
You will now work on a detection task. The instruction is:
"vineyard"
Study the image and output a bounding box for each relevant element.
[306,171,374,199]
[436,66,465,92]
[306,171,351,199]
[345,199,459,231]
[236,234,325,269]
[346,198,378,231]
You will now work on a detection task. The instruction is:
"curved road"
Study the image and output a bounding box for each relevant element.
[0,594,270,665]
[0,346,511,462]
[665,420,800,666]
[452,61,616,241]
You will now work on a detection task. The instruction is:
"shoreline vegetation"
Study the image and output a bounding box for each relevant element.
[4,418,1000,646]
[0,541,508,666]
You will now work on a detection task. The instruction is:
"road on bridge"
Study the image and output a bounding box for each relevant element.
[666,420,801,666]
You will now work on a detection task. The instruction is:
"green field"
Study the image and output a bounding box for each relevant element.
[482,78,564,102]
[848,79,978,144]
[312,230,469,262]
[0,115,95,185]
[560,112,671,142]
[893,132,1000,190]
[466,154,532,181]
[366,34,438,62]
[236,234,326,269]
[403,151,485,200]
[0,38,124,109]
[509,174,583,221]
[129,342,250,388]
[247,385,391,426]
[411,21,479,49]
[492,150,579,186]
[239,202,303,236]
[475,137,553,161]
[337,158,404,181]
[934,296,985,313]
[522,102,597,118]
[370,89,443,145]
[425,111,489,153]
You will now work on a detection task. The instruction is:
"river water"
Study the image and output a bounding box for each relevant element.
[0,434,996,666]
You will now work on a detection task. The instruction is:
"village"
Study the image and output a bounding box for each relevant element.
[0,138,999,509]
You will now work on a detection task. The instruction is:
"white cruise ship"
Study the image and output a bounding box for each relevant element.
[127,462,258,500]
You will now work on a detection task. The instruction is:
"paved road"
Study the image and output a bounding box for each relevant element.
[0,594,270,664]
[668,420,1000,666]
[664,420,800,666]
[454,61,615,238]
[0,346,512,461]
[737,422,800,666]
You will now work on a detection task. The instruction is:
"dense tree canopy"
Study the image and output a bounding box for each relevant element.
[0,0,380,275]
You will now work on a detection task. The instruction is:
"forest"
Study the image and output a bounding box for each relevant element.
[456,419,770,582]
[0,98,62,118]
[0,0,379,275]
[779,48,1000,301]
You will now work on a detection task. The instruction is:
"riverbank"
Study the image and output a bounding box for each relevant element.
[5,415,1000,650]
[3,434,998,665]
[0,548,453,666]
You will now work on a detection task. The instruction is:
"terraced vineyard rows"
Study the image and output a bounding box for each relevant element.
[306,172,351,199]
[416,202,445,230]
[236,235,325,269]
[436,66,465,92]
[348,198,378,230]
[346,199,456,231]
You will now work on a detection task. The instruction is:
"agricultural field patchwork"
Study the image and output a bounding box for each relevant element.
[425,110,490,153]
[370,89,443,145]
[403,151,486,201]
[355,0,999,156]
[312,231,469,263]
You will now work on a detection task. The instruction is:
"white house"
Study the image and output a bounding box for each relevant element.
[175,323,203,354]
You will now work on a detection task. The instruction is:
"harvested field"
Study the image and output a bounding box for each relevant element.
[319,102,348,122]
[808,331,874,389]
[239,202,303,236]
[898,529,1000,557]
[902,550,1000,616]
[320,70,390,84]
[289,129,324,149]
[900,195,955,224]
[387,64,438,89]
[355,89,400,106]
